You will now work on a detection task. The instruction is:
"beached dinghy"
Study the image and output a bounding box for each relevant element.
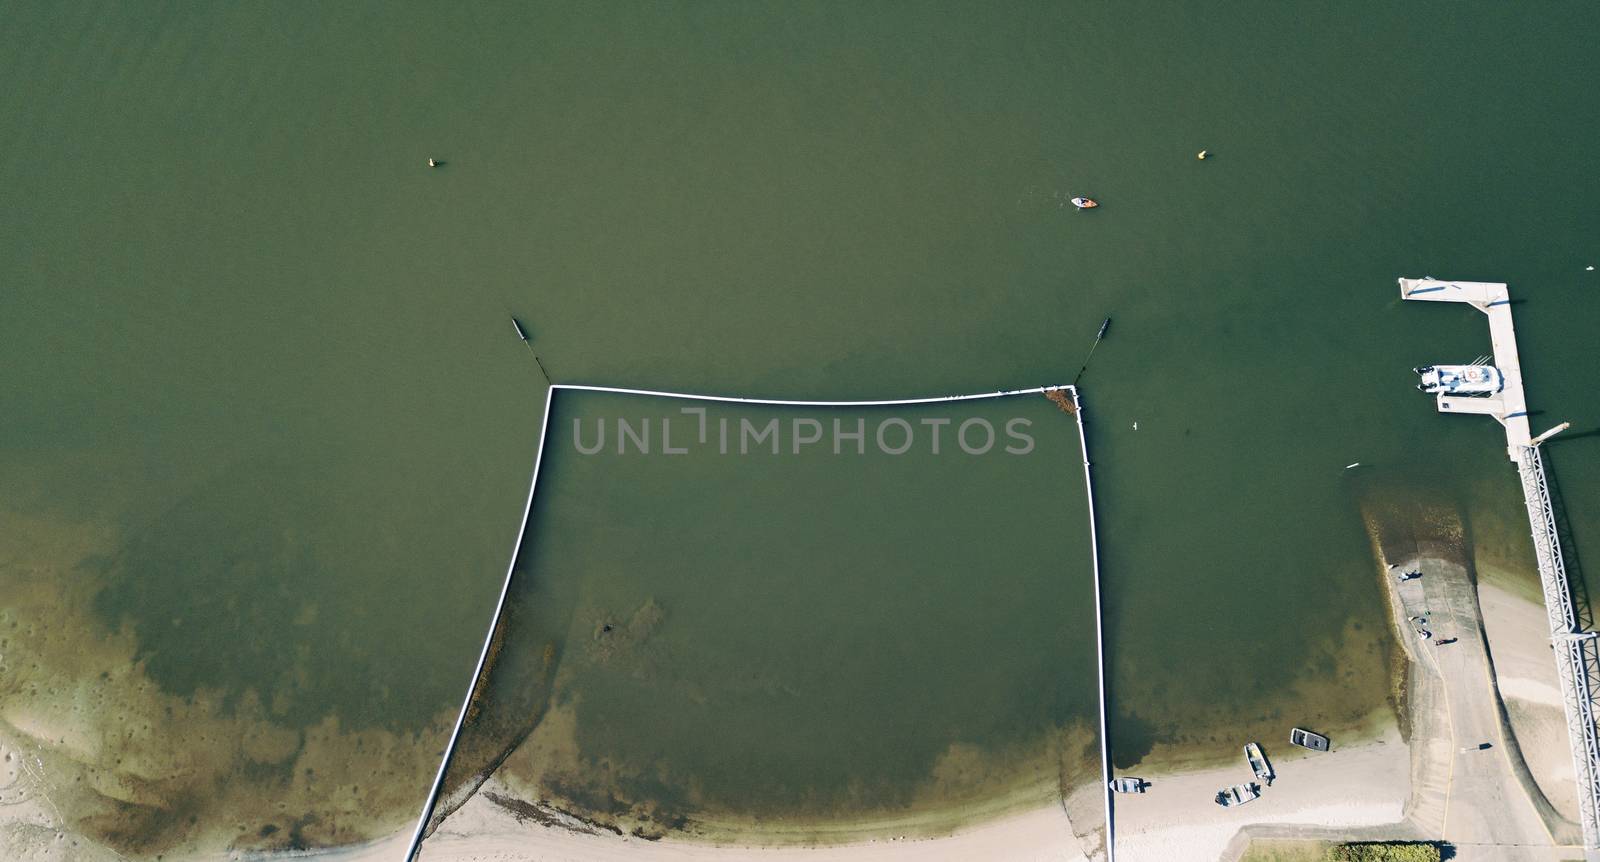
[1414,364,1503,395]
[1214,783,1261,807]
[1109,777,1147,794]
[1244,742,1274,785]
[1290,727,1330,752]
[1070,197,1099,209]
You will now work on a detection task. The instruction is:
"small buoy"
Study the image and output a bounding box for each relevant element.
[1197,150,1209,160]
[1132,421,1138,431]
[1344,462,1361,469]
[427,158,438,168]
[1588,265,1595,271]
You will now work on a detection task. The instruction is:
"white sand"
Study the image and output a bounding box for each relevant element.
[1480,581,1565,707]
[321,792,1088,862]
[313,735,1409,862]
[1479,579,1580,822]
[1112,735,1408,862]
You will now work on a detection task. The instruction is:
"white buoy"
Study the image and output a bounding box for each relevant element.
[1588,265,1595,271]
[428,158,438,168]
[1132,421,1138,431]
[1197,150,1209,160]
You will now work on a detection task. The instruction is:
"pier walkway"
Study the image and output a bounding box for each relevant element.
[1401,278,1600,859]
[1398,278,1530,452]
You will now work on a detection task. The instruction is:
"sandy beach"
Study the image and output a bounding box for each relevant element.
[1113,734,1409,862]
[3,508,1576,862]
[339,521,1572,862]
[419,785,1089,862]
[299,730,1407,862]
[320,787,1091,862]
[1478,577,1581,826]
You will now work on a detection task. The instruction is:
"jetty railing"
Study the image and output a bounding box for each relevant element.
[405,383,1114,862]
[1515,444,1600,848]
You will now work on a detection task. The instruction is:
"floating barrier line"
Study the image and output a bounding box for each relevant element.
[1071,388,1115,862]
[554,382,1069,406]
[403,391,556,862]
[404,382,1112,862]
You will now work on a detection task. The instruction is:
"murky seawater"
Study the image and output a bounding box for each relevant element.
[437,394,1100,838]
[2,1,1598,856]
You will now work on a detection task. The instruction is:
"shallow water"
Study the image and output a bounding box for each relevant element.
[2,1,1599,855]
[444,394,1099,833]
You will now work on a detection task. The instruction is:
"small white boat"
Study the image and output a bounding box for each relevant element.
[1214,782,1260,807]
[1290,727,1330,752]
[1414,364,1503,396]
[1070,197,1099,209]
[1109,776,1147,794]
[1244,742,1274,785]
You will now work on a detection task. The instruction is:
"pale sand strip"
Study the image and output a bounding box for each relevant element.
[321,790,1088,862]
[1480,579,1580,822]
[311,738,1406,862]
[1113,735,1408,862]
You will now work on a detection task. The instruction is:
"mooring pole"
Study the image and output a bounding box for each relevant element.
[1073,317,1112,386]
[510,316,552,384]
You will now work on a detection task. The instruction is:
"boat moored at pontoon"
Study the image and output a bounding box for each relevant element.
[1414,364,1503,396]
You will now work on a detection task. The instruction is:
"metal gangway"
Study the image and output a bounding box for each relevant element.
[1401,277,1600,855]
[1516,443,1600,852]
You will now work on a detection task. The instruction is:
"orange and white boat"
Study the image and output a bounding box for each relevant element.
[1070,196,1099,209]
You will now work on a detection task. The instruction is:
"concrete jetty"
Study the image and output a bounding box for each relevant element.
[1402,277,1600,860]
[1398,278,1530,454]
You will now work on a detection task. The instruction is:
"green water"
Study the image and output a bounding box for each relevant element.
[2,0,1598,855]
[443,394,1098,834]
